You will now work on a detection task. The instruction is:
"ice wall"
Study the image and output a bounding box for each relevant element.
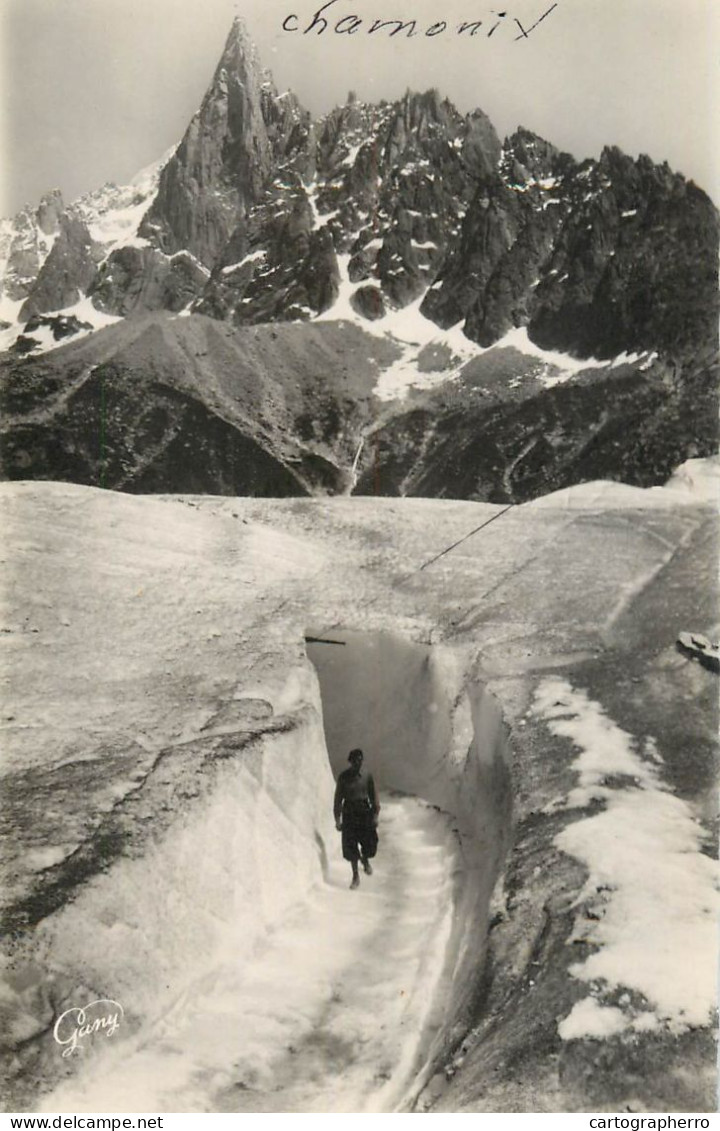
[9,671,336,1101]
[40,721,334,1006]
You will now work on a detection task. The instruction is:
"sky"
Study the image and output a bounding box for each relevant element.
[1,0,719,216]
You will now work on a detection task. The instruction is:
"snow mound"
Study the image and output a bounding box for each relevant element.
[559,998,628,1041]
[663,457,720,507]
[530,459,720,510]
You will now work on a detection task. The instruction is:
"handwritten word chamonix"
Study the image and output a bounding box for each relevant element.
[282,1,559,41]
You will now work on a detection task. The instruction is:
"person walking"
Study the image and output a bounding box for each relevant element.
[333,749,380,889]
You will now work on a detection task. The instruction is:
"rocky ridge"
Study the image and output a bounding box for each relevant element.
[1,158,169,327]
[0,191,64,314]
[3,18,717,368]
[1,311,713,503]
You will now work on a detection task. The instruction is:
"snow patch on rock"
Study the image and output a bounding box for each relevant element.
[0,295,122,355]
[318,277,658,402]
[533,678,719,1038]
[372,299,480,400]
[492,326,610,385]
[559,998,628,1041]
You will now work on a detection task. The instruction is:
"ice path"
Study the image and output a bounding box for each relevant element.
[46,795,460,1114]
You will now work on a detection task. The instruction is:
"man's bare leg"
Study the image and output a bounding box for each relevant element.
[361,855,372,875]
[350,859,360,889]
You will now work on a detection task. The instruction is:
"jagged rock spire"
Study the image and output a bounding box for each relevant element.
[137,17,299,267]
[216,15,264,77]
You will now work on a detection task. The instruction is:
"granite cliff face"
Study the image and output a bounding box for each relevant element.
[0,17,717,500]
[137,22,309,269]
[20,212,103,319]
[422,133,719,365]
[196,86,497,326]
[0,191,64,308]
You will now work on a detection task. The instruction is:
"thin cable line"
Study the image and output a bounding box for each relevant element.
[415,505,514,573]
[310,503,515,640]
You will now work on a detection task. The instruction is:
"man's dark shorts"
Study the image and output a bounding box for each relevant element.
[341,801,378,862]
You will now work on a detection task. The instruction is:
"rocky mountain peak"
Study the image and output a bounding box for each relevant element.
[462,108,502,178]
[36,190,65,236]
[221,15,259,60]
[1,16,717,381]
[1,195,66,304]
[212,15,274,102]
[19,210,101,320]
[136,17,300,268]
[502,128,565,183]
[400,88,445,123]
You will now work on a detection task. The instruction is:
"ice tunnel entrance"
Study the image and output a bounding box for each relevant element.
[306,627,452,789]
[306,627,513,1105]
[306,627,512,849]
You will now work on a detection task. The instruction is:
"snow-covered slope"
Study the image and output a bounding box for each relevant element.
[71,150,174,255]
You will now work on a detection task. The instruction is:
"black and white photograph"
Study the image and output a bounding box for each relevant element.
[1,0,718,1115]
